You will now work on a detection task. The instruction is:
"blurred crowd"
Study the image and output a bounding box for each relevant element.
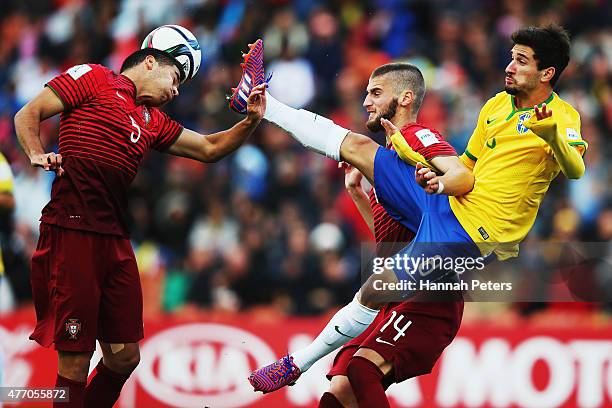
[0,0,610,319]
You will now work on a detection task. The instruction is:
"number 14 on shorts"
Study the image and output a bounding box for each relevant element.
[376,311,412,346]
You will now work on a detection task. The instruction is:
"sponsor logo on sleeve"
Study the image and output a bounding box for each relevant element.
[66,64,92,81]
[566,128,580,140]
[415,129,439,147]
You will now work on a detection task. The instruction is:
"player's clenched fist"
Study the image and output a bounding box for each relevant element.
[415,162,442,194]
[31,152,65,177]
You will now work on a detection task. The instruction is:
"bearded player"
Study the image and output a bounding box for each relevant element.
[325,87,464,406]
[14,36,266,407]
[249,62,465,407]
[237,25,586,407]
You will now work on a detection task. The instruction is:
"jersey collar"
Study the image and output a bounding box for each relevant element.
[506,92,555,121]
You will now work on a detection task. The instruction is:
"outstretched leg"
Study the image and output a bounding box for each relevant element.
[263,92,379,180]
[291,293,381,372]
[248,294,380,393]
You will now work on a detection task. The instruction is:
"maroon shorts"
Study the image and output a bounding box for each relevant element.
[328,299,463,384]
[29,223,143,352]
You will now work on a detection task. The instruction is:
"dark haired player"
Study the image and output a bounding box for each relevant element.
[15,42,266,407]
[247,25,586,407]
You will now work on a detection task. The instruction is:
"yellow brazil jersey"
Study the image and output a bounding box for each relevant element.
[0,153,13,275]
[449,91,586,260]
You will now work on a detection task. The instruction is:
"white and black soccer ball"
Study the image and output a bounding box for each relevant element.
[141,25,201,83]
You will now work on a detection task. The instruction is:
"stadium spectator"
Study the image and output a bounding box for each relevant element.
[0,0,609,321]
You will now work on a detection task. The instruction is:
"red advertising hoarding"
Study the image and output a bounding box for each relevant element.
[1,307,611,408]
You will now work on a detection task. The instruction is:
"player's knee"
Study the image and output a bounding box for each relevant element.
[346,353,386,387]
[357,287,377,309]
[105,344,140,374]
[340,133,375,161]
[345,357,362,386]
[119,347,141,372]
[58,351,93,381]
[328,376,357,408]
[357,285,385,310]
[123,348,141,371]
[359,268,399,308]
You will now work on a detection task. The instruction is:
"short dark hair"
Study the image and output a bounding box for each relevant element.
[371,62,426,115]
[120,48,181,79]
[511,25,571,87]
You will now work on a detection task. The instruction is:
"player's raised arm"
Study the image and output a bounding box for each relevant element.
[166,84,266,163]
[14,86,66,176]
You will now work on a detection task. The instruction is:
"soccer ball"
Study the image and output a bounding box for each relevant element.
[141,25,201,83]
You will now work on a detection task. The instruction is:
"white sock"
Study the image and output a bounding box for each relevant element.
[291,295,379,372]
[264,92,349,161]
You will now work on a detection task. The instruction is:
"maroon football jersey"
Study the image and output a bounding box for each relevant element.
[41,64,183,236]
[370,123,456,256]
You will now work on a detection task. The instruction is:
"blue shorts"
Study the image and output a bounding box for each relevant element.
[373,147,482,291]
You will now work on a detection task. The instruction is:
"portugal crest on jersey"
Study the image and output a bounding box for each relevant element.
[517,112,531,134]
[142,106,151,127]
[65,318,81,340]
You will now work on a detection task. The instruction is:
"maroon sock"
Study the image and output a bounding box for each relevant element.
[83,359,131,408]
[55,374,85,408]
[318,391,344,408]
[346,356,390,408]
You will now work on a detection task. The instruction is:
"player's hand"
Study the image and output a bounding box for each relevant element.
[415,162,440,194]
[525,103,557,143]
[534,103,553,121]
[340,161,364,192]
[245,84,267,124]
[380,118,399,139]
[31,152,65,177]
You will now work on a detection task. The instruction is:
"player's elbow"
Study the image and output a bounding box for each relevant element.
[340,132,374,162]
[200,146,222,163]
[14,103,40,132]
[462,167,475,192]
[13,107,27,128]
[447,163,474,195]
[193,139,222,163]
[565,162,585,180]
